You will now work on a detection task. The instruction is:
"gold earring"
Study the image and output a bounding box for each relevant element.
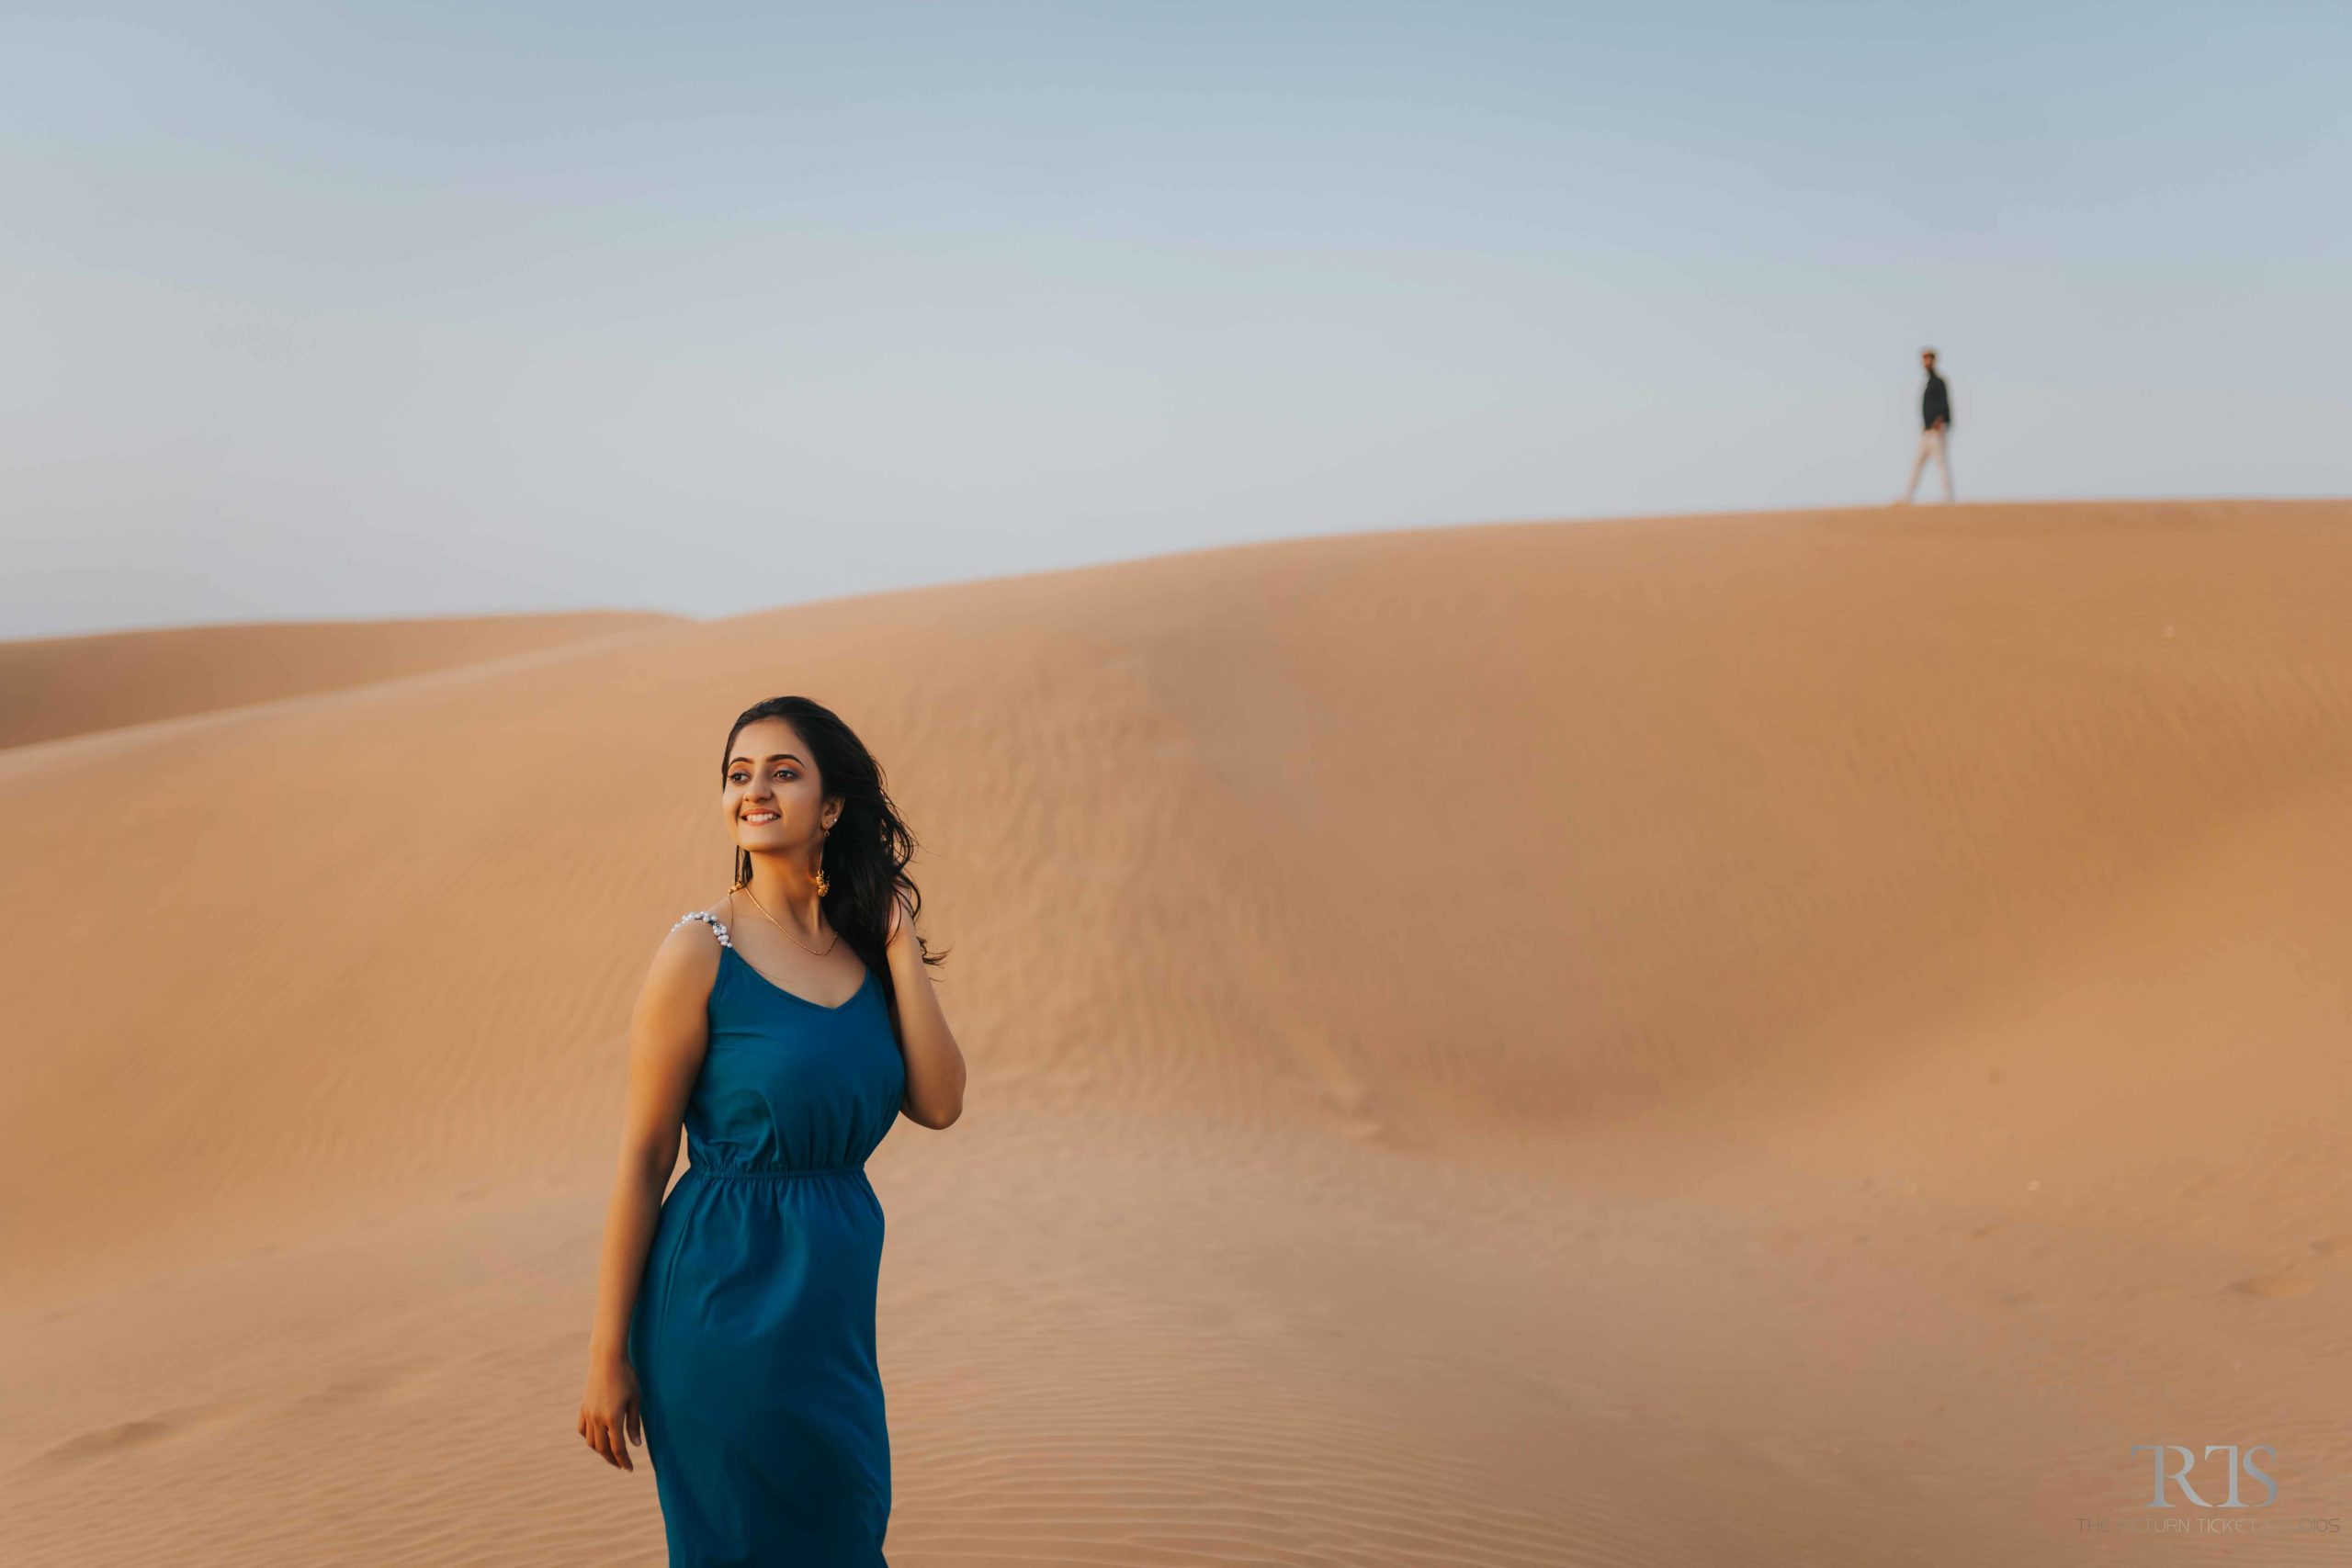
[813,823,831,897]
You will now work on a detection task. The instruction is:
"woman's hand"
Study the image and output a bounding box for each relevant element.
[579,1351,644,1472]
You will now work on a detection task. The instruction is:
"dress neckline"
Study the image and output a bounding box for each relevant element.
[722,944,873,1014]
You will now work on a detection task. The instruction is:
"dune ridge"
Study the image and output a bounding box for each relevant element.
[0,610,687,751]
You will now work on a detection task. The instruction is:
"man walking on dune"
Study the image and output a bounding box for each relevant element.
[1896,347,1954,504]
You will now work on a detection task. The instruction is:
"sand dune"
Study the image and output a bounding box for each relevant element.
[0,610,685,750]
[3,499,2348,1565]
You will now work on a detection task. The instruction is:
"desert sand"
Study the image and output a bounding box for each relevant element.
[3,499,2348,1566]
[0,611,687,752]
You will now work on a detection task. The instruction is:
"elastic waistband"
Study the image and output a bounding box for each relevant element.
[693,1162,864,1181]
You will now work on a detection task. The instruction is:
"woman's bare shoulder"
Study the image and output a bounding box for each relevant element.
[650,900,731,970]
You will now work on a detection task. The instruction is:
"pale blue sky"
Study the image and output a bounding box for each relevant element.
[6,2,2347,637]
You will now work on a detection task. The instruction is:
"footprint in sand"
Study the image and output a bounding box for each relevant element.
[2226,1240,2352,1299]
[34,1396,252,1470]
[291,1361,443,1414]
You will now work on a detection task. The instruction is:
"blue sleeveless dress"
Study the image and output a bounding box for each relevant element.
[628,910,907,1566]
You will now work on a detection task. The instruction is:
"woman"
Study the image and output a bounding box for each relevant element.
[578,695,967,1565]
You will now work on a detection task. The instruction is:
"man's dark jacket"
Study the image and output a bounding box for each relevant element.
[1923,371,1951,431]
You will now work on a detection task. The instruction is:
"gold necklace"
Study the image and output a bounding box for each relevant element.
[734,883,839,957]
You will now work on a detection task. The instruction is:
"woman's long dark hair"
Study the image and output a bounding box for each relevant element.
[719,697,946,1029]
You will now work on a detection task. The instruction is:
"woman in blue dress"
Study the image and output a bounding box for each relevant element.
[578,695,967,1565]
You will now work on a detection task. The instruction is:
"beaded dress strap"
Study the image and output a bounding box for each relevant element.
[673,909,733,947]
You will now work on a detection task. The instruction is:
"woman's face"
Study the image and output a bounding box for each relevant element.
[725,717,831,852]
